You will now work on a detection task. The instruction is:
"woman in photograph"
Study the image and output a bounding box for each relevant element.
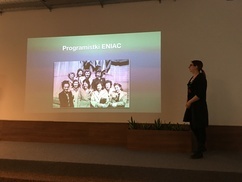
[83,69,93,87]
[91,81,109,108]
[71,80,81,108]
[110,83,127,108]
[76,68,85,85]
[104,80,115,102]
[92,69,106,89]
[58,80,74,108]
[79,79,92,108]
[68,72,75,86]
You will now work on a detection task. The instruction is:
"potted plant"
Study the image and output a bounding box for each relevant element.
[127,117,192,152]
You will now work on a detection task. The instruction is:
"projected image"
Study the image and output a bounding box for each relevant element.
[26,31,161,113]
[53,59,130,108]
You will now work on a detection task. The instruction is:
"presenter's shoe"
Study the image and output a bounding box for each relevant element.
[200,146,207,152]
[191,152,203,159]
[193,146,207,153]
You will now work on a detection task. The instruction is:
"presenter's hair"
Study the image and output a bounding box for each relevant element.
[192,60,206,77]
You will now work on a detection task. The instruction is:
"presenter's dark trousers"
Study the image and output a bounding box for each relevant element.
[191,126,207,153]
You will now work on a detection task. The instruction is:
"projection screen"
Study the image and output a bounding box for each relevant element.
[25,31,161,114]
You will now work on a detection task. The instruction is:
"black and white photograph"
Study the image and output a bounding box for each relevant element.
[53,59,130,108]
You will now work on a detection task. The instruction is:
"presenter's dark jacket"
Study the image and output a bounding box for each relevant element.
[183,73,208,128]
[59,91,74,108]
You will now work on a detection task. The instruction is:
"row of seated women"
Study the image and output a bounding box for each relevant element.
[58,78,128,108]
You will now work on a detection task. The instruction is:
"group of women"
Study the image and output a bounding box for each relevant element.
[58,68,128,108]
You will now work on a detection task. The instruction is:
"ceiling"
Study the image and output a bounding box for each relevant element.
[0,0,162,14]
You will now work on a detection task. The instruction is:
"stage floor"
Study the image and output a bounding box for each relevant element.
[0,141,241,173]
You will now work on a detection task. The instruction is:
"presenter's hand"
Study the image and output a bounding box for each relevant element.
[186,101,191,109]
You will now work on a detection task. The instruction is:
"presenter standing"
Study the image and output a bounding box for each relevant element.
[183,60,209,159]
